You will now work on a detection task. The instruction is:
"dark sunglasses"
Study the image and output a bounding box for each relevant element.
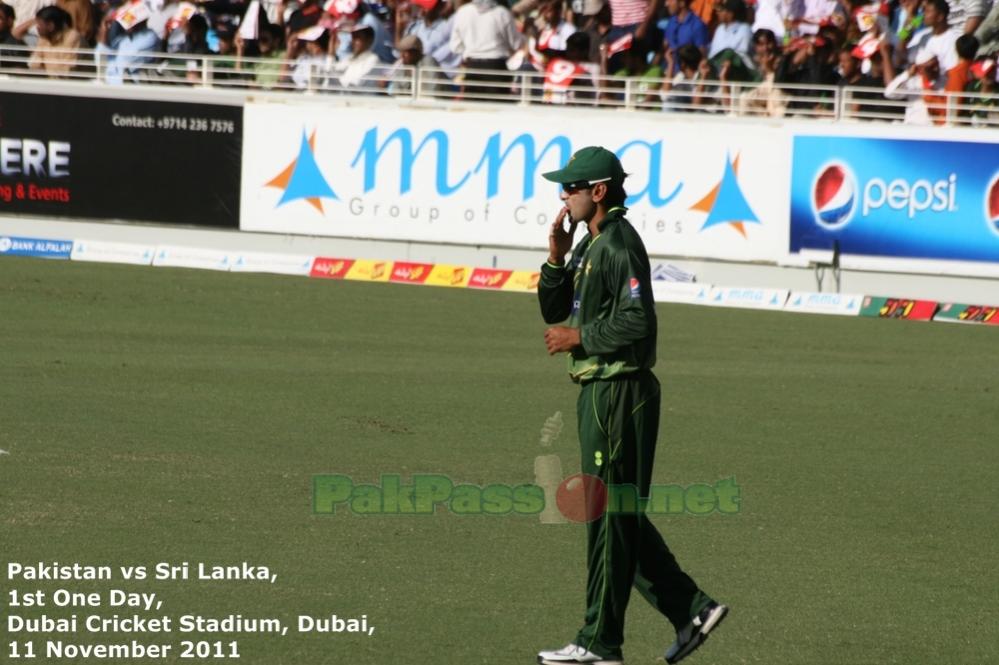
[562,176,612,193]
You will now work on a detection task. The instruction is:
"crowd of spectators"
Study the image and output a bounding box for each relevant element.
[0,0,996,123]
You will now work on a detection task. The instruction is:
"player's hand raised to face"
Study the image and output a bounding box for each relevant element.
[548,207,578,265]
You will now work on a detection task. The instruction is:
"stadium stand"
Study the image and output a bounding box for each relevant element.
[0,0,996,124]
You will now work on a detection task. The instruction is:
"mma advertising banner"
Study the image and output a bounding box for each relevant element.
[240,103,791,261]
[0,91,241,227]
[789,134,999,274]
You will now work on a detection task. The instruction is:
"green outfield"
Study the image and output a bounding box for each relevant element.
[1,256,997,665]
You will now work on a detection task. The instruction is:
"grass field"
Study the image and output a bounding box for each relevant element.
[1,256,997,665]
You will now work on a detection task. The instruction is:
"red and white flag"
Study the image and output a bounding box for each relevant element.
[606,33,633,56]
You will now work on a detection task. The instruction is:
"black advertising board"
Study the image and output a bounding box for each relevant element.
[0,91,241,228]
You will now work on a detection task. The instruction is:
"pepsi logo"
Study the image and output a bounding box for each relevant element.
[987,172,999,237]
[812,162,856,228]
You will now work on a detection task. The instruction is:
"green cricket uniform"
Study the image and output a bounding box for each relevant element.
[538,207,713,660]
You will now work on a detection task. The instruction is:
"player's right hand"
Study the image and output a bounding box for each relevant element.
[548,207,578,265]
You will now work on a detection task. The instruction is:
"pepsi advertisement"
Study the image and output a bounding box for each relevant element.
[789,135,999,264]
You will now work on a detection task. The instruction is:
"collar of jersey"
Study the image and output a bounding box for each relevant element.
[593,206,627,236]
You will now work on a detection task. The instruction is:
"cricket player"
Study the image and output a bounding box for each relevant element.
[535,146,728,665]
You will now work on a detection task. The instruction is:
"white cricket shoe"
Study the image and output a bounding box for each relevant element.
[537,643,623,665]
[664,602,729,664]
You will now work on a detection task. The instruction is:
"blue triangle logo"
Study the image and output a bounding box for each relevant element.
[701,154,761,231]
[271,130,338,211]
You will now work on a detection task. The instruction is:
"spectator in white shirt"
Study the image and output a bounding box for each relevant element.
[907,0,958,72]
[450,0,524,99]
[797,0,839,35]
[335,23,384,90]
[708,0,753,71]
[884,48,946,124]
[287,26,334,89]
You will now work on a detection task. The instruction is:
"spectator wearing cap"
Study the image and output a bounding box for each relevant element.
[402,0,459,76]
[388,33,444,94]
[27,5,80,77]
[907,0,957,72]
[0,4,27,68]
[287,25,334,88]
[335,23,385,88]
[329,0,394,63]
[708,0,753,73]
[285,0,323,34]
[658,0,708,73]
[884,47,946,124]
[449,0,523,99]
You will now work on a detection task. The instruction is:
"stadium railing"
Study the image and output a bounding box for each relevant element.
[2,44,997,127]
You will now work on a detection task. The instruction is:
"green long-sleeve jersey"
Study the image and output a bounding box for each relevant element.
[538,207,657,383]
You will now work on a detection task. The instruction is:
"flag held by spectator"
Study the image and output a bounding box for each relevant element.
[854,1,887,33]
[165,2,199,35]
[116,1,152,29]
[851,34,881,60]
[326,0,360,16]
[238,0,261,40]
[297,25,327,41]
[970,58,996,81]
[607,33,633,56]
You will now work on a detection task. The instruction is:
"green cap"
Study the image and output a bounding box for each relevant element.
[542,146,625,186]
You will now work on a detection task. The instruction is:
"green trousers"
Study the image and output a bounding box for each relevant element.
[574,371,712,659]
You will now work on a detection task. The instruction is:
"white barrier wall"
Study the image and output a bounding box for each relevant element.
[240,103,791,262]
